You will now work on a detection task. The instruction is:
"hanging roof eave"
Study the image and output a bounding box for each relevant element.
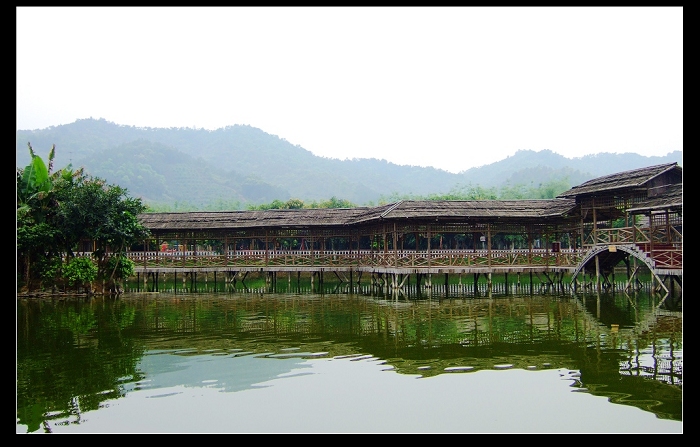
[557,163,681,198]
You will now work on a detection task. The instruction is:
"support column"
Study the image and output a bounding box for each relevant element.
[487,223,492,267]
[393,223,398,268]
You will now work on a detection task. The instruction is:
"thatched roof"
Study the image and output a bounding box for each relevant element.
[137,163,682,233]
[557,163,681,198]
[138,198,577,231]
[137,207,375,231]
[627,183,683,214]
[364,199,577,221]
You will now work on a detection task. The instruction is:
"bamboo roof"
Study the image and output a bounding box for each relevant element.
[366,199,577,221]
[138,198,577,232]
[627,183,683,214]
[557,163,681,198]
[137,163,683,233]
[137,207,375,231]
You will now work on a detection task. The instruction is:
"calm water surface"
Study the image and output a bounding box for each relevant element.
[16,288,682,433]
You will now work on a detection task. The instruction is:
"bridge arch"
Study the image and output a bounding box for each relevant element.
[571,244,655,284]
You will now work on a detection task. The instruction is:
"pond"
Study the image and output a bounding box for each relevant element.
[16,287,682,433]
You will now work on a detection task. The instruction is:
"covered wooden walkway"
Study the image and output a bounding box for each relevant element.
[126,163,682,295]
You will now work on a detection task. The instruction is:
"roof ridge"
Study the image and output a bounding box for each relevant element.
[380,200,404,219]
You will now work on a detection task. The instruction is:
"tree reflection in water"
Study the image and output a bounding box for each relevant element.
[17,288,682,433]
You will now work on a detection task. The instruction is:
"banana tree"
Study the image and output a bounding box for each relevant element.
[17,143,58,291]
[17,143,82,291]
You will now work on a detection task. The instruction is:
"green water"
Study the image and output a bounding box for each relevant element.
[17,287,682,433]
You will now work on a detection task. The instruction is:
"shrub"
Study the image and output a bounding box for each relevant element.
[63,256,97,292]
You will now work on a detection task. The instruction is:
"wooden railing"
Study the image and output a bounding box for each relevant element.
[581,225,682,270]
[124,248,588,270]
[650,247,682,269]
[122,232,681,271]
[584,225,651,246]
[584,225,682,247]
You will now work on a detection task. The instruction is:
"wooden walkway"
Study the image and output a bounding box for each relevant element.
[124,163,682,295]
[128,247,585,273]
[125,240,680,295]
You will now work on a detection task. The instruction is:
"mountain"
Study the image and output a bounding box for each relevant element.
[16,118,683,209]
[460,149,683,189]
[77,140,287,208]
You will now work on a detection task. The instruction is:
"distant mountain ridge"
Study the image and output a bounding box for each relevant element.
[16,118,682,209]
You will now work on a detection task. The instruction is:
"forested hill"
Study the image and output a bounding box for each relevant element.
[16,118,683,210]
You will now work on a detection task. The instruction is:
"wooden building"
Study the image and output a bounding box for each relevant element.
[557,163,682,292]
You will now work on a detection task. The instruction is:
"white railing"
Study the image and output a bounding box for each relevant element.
[123,248,587,269]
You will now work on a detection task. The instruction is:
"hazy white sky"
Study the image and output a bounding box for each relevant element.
[16,7,683,173]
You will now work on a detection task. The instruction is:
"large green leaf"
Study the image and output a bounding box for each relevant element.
[18,161,37,203]
[23,155,49,190]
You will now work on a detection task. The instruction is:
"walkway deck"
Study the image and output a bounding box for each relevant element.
[128,248,584,275]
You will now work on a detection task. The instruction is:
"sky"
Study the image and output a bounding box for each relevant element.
[16,7,683,174]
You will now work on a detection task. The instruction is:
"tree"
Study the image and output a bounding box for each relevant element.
[285,198,305,209]
[54,175,149,292]
[17,143,74,291]
[318,196,355,208]
[17,143,150,294]
[62,256,98,294]
[105,255,135,294]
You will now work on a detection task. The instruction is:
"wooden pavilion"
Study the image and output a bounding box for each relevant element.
[557,162,682,293]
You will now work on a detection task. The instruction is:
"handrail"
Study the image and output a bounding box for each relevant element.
[583,225,683,247]
[121,248,589,269]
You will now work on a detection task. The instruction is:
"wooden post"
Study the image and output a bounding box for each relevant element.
[383,224,387,266]
[427,225,431,268]
[487,223,491,267]
[595,254,601,292]
[393,222,398,268]
[426,225,432,289]
[592,197,597,246]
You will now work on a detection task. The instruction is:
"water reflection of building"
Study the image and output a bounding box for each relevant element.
[150,292,682,420]
[617,310,682,387]
[17,291,682,426]
[118,292,681,390]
